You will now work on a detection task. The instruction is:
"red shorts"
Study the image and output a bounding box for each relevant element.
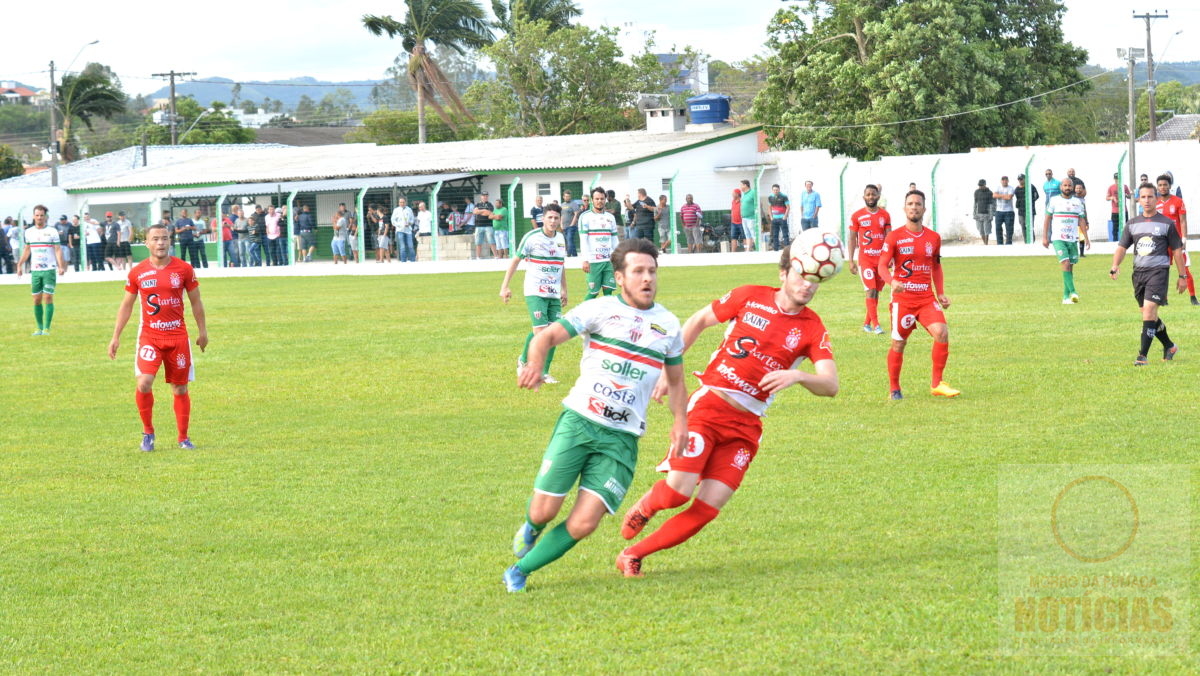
[889,297,946,341]
[858,257,884,292]
[656,388,762,491]
[135,333,194,384]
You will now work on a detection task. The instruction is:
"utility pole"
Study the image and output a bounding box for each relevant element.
[49,60,58,187]
[1127,50,1138,198]
[1133,11,1168,141]
[151,70,196,145]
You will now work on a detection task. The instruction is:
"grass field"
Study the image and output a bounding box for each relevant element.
[2,256,1197,673]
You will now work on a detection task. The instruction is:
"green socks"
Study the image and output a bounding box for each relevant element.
[516,522,578,575]
[34,304,44,329]
[1062,271,1075,297]
[543,346,555,376]
[520,334,556,376]
[44,303,54,329]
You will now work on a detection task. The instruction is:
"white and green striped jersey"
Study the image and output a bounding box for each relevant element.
[1047,195,1086,242]
[515,228,566,298]
[579,210,618,263]
[24,225,60,271]
[557,296,684,437]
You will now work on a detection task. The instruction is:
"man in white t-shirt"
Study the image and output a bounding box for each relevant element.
[992,176,1016,245]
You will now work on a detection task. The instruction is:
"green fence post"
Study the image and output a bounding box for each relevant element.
[837,162,849,241]
[930,159,941,232]
[507,178,522,258]
[1116,150,1128,241]
[1024,154,1035,244]
[356,186,368,263]
[215,193,227,268]
[753,165,766,250]
[78,200,89,271]
[286,191,298,265]
[429,181,443,262]
[667,169,680,254]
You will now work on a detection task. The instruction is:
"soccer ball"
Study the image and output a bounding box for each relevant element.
[790,229,846,283]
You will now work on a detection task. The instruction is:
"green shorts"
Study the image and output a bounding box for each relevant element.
[533,409,638,513]
[30,270,57,295]
[1052,240,1079,264]
[524,295,562,328]
[587,261,616,294]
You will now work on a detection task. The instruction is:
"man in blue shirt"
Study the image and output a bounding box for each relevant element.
[800,180,822,231]
[1043,169,1061,208]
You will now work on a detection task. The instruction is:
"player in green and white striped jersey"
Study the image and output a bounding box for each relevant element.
[500,204,568,383]
[16,205,67,336]
[503,238,687,592]
[579,186,618,300]
[1042,179,1090,303]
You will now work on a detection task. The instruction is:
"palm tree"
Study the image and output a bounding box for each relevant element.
[56,66,125,161]
[491,0,581,33]
[363,0,494,144]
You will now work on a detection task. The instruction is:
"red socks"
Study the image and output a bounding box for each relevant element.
[173,393,191,442]
[1188,266,1196,296]
[932,342,949,386]
[644,479,690,514]
[136,391,154,434]
[887,349,904,390]
[865,297,879,326]
[627,499,720,559]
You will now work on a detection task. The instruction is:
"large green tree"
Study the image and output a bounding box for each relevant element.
[464,20,671,137]
[0,143,24,180]
[754,1,1088,159]
[1136,80,1200,136]
[363,0,494,143]
[490,0,580,33]
[136,97,255,145]
[56,62,126,161]
[346,108,472,144]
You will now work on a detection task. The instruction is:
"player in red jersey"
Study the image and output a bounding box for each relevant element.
[614,247,839,577]
[1155,174,1195,305]
[877,189,959,400]
[108,222,208,451]
[847,184,892,334]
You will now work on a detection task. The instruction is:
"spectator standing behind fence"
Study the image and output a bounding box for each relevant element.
[529,195,544,232]
[680,194,703,254]
[738,179,759,252]
[248,206,266,266]
[55,215,72,271]
[1108,173,1131,242]
[332,204,350,264]
[624,189,656,241]
[603,190,624,241]
[116,211,133,269]
[103,212,120,270]
[231,206,249,265]
[471,192,494,260]
[1013,174,1039,243]
[0,218,14,274]
[85,214,105,270]
[393,197,416,263]
[561,190,582,256]
[296,205,317,262]
[993,176,1016,245]
[973,179,995,245]
[800,181,822,231]
[221,213,238,267]
[197,209,214,268]
[488,198,508,258]
[68,216,81,272]
[264,207,283,266]
[1043,169,1060,208]
[173,211,196,266]
[730,188,743,251]
[655,195,671,251]
[767,184,790,251]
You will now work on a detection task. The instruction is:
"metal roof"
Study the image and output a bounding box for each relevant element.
[1137,114,1200,142]
[65,125,759,192]
[162,173,478,199]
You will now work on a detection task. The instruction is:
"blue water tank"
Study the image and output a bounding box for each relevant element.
[686,94,731,124]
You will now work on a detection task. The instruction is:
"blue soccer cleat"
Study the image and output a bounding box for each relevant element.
[889,389,903,401]
[178,438,196,450]
[503,564,527,592]
[513,522,541,558]
[140,433,155,452]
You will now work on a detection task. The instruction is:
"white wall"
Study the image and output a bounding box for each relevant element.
[0,187,72,226]
[773,140,1197,242]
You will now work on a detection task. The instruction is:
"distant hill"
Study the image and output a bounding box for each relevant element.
[1086,60,1200,87]
[143,76,385,111]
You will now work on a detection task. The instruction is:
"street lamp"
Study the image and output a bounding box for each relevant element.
[49,39,99,187]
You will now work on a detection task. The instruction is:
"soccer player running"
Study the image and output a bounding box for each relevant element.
[847,184,892,334]
[616,247,839,577]
[1042,179,1089,304]
[16,205,67,336]
[108,222,208,451]
[1154,173,1196,305]
[877,190,959,400]
[500,204,568,385]
[504,239,686,592]
[1110,182,1189,365]
[578,186,619,300]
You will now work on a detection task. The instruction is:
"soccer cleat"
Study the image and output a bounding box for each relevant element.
[1134,355,1148,366]
[1070,293,1079,303]
[178,438,196,450]
[503,564,527,592]
[862,323,873,333]
[889,389,903,401]
[620,499,653,540]
[31,329,44,336]
[140,433,155,452]
[615,550,644,578]
[512,522,541,558]
[1163,345,1178,361]
[1191,296,1199,306]
[541,374,559,384]
[872,325,884,335]
[931,382,961,398]
[1062,298,1074,305]
[41,329,50,335]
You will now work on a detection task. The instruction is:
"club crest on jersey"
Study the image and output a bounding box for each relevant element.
[629,328,642,343]
[732,448,751,469]
[175,353,187,368]
[785,328,803,350]
[170,272,182,288]
[533,310,543,319]
[925,242,933,256]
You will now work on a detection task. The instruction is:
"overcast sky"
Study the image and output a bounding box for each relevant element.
[5,0,1198,96]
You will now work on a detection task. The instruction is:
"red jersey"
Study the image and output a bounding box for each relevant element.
[125,257,199,339]
[848,207,892,259]
[879,226,941,302]
[1156,195,1187,237]
[696,285,833,417]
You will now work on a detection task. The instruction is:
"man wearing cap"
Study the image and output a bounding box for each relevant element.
[973,179,995,245]
[473,191,496,260]
[992,176,1016,245]
[55,215,73,269]
[1013,175,1039,244]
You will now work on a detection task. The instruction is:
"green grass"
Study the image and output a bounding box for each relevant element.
[1,257,1197,673]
